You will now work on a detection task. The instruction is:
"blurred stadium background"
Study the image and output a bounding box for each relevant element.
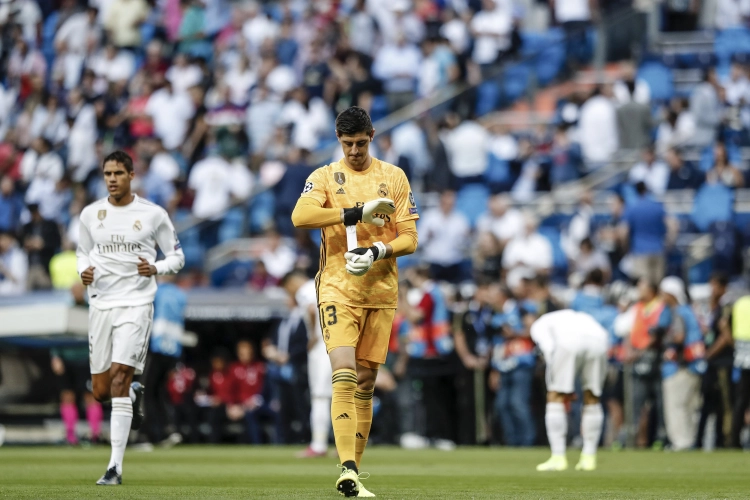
[1,0,750,461]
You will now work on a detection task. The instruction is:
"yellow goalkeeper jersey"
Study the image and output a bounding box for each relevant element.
[299,158,419,309]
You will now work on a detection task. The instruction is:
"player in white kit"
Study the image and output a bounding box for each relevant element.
[530,309,608,472]
[76,151,184,485]
[280,270,333,458]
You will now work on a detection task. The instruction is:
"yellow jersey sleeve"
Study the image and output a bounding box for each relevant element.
[392,169,419,223]
[299,167,330,207]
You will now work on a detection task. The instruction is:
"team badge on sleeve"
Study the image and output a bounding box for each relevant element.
[302,181,314,194]
[409,191,418,214]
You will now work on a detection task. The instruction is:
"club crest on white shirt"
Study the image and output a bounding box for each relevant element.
[133,220,142,232]
[98,210,107,220]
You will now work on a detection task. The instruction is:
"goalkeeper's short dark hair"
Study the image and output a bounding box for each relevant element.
[336,106,373,136]
[103,150,134,172]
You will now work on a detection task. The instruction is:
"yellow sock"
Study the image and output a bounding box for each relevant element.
[354,389,374,467]
[331,369,358,467]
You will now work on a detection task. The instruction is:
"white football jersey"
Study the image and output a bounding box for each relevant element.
[76,195,185,310]
[530,309,609,359]
[295,280,322,339]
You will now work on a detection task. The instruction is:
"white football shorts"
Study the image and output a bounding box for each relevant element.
[546,338,608,397]
[308,339,333,398]
[89,304,153,375]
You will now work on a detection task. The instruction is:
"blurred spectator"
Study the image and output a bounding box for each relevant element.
[54,6,102,90]
[277,87,332,151]
[29,93,67,145]
[204,348,232,443]
[348,0,379,56]
[373,33,422,112]
[473,231,503,280]
[722,63,749,107]
[378,134,413,180]
[666,148,704,190]
[402,266,457,448]
[0,176,24,233]
[166,54,202,95]
[616,81,652,151]
[613,62,650,106]
[146,80,195,151]
[489,283,536,446]
[655,100,695,155]
[440,9,470,56]
[247,85,283,155]
[418,190,470,283]
[176,0,206,55]
[0,231,27,295]
[561,191,594,261]
[166,363,198,443]
[731,294,750,448]
[621,278,666,448]
[8,39,46,102]
[629,146,670,196]
[20,138,64,208]
[715,0,750,29]
[510,139,544,203]
[105,0,149,50]
[596,193,626,278]
[88,43,136,88]
[689,68,722,148]
[578,85,618,169]
[477,194,524,253]
[66,89,98,178]
[442,113,489,184]
[502,213,553,275]
[143,275,188,445]
[549,124,582,186]
[695,272,734,449]
[228,340,273,444]
[49,240,79,290]
[263,293,309,444]
[470,0,512,72]
[242,2,279,55]
[621,182,667,283]
[706,142,744,189]
[572,237,611,283]
[248,261,276,291]
[259,228,296,281]
[418,38,459,99]
[273,149,312,236]
[21,204,61,290]
[658,277,705,451]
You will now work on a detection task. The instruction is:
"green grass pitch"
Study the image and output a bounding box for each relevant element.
[1,445,748,499]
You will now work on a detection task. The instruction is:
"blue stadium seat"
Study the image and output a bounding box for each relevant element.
[455,184,490,227]
[210,260,255,287]
[249,191,275,234]
[218,207,244,243]
[536,42,565,86]
[484,154,511,190]
[715,28,750,63]
[710,221,739,275]
[537,226,568,282]
[637,62,674,102]
[475,81,500,117]
[502,63,530,103]
[691,183,734,232]
[370,95,389,122]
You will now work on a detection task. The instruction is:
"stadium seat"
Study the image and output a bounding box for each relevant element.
[475,81,500,117]
[715,28,750,63]
[218,207,245,243]
[691,183,734,232]
[637,62,674,102]
[370,95,389,122]
[484,154,512,191]
[210,260,254,287]
[249,191,275,234]
[537,226,568,281]
[536,42,566,86]
[502,63,531,103]
[455,184,490,227]
[710,220,739,275]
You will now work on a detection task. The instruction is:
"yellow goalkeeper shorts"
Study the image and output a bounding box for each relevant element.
[318,302,396,367]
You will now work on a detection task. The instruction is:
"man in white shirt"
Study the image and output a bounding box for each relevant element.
[442,116,490,181]
[242,1,279,55]
[628,146,670,196]
[21,138,64,208]
[105,0,149,49]
[476,194,524,250]
[372,33,422,111]
[470,0,512,68]
[531,310,608,471]
[165,53,203,96]
[259,228,296,280]
[578,85,618,169]
[418,190,471,283]
[502,212,553,274]
[145,81,196,150]
[76,151,184,485]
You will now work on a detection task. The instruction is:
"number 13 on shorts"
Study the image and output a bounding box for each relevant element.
[318,302,396,365]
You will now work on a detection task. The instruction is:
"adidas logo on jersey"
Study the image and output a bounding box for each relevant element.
[335,413,351,420]
[97,223,105,229]
[336,188,346,194]
[356,433,365,439]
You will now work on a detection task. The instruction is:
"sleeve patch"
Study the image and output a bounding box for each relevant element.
[409,207,419,214]
[302,181,314,194]
[409,191,416,207]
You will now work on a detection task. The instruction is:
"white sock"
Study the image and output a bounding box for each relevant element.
[108,397,133,475]
[545,402,567,456]
[129,385,136,403]
[310,397,330,454]
[581,404,604,456]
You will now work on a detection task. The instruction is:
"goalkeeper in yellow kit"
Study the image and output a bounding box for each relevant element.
[291,107,419,497]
